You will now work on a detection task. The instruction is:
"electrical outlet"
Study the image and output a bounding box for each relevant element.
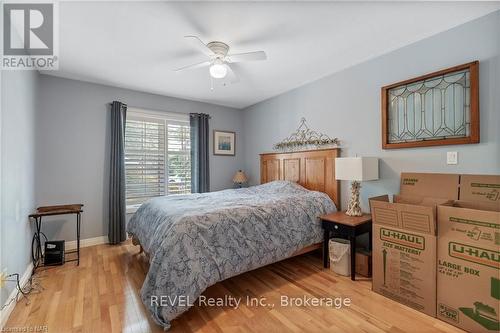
[447,151,458,165]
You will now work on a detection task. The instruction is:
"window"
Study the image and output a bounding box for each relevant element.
[381,61,479,149]
[125,109,191,208]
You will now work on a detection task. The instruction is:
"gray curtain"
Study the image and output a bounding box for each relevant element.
[190,113,210,193]
[108,101,127,244]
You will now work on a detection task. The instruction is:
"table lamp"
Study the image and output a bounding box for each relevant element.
[335,157,379,216]
[232,170,248,188]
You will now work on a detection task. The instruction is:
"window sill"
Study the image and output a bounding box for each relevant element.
[126,205,141,214]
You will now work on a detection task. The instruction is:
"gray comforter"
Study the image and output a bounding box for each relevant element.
[127,180,336,329]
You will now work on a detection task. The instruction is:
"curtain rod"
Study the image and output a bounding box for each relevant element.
[108,103,212,119]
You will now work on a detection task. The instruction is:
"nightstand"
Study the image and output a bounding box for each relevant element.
[320,211,372,281]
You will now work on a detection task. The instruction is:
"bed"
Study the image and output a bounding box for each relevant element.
[127,148,340,329]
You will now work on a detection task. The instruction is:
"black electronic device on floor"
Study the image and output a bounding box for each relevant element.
[44,240,65,265]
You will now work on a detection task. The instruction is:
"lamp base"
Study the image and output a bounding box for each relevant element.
[345,181,362,217]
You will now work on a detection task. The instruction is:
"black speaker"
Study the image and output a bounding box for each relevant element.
[44,240,65,265]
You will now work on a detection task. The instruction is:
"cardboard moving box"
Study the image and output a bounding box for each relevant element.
[370,173,459,317]
[437,174,500,333]
[355,249,372,277]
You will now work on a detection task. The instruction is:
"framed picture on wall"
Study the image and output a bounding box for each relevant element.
[213,130,235,156]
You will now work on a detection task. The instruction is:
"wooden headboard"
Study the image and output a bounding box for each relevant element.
[260,148,340,208]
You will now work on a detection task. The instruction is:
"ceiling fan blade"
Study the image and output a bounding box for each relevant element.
[174,60,211,72]
[224,64,239,84]
[184,35,214,57]
[227,51,267,63]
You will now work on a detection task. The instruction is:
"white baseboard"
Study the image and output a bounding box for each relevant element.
[66,235,108,251]
[0,262,34,329]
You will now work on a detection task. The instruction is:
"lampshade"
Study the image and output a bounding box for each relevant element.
[232,170,248,184]
[335,157,379,181]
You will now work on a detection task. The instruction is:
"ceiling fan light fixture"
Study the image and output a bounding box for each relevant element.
[209,60,227,79]
[177,36,267,86]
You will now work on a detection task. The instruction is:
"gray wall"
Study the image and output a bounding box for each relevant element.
[36,75,244,241]
[0,71,38,306]
[242,11,500,212]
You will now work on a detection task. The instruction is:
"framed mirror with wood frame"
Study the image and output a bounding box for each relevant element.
[381,61,479,149]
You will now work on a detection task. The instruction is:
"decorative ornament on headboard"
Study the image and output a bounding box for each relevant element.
[273,118,339,152]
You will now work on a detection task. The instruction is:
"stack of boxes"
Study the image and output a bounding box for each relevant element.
[437,175,499,332]
[370,173,499,332]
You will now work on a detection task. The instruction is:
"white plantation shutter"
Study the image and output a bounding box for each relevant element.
[167,122,191,195]
[125,110,191,206]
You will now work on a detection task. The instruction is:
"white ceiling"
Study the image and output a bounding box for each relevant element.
[42,2,500,109]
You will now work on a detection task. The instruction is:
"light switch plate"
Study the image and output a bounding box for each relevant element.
[447,151,458,165]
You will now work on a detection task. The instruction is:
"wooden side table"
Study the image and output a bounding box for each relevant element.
[320,211,372,281]
[29,204,84,269]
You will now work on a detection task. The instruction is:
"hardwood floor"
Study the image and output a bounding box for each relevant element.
[5,241,464,333]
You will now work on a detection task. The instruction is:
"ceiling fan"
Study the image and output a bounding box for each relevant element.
[174,36,267,86]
